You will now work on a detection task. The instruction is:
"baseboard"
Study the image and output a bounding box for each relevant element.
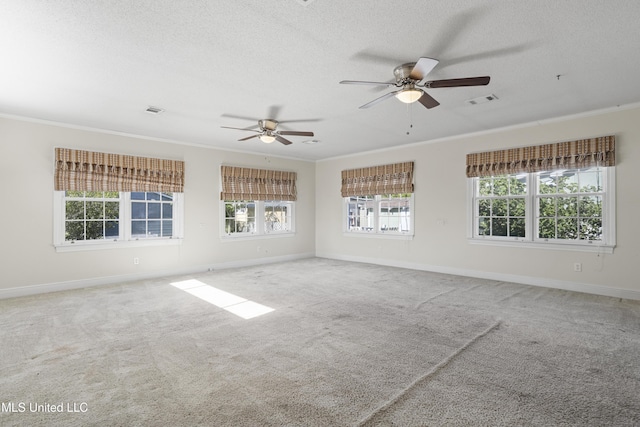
[0,252,315,300]
[317,252,640,301]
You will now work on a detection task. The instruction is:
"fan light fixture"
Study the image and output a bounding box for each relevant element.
[395,88,423,104]
[259,134,276,143]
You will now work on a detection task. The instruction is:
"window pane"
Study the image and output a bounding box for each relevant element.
[132,221,146,237]
[509,175,527,195]
[105,221,119,238]
[478,178,492,196]
[66,190,84,197]
[538,197,555,217]
[492,177,509,196]
[147,192,161,201]
[579,170,603,192]
[509,218,526,237]
[478,218,490,236]
[66,201,84,220]
[492,199,507,216]
[556,171,579,194]
[85,221,104,240]
[538,218,555,239]
[580,218,602,240]
[162,220,173,237]
[557,218,578,239]
[148,221,161,237]
[132,202,146,219]
[148,203,161,219]
[163,203,173,219]
[478,199,491,217]
[65,221,84,241]
[579,196,602,217]
[104,192,119,198]
[161,193,173,201]
[225,218,236,234]
[85,191,102,198]
[105,202,119,219]
[509,198,525,216]
[538,174,556,194]
[85,201,104,219]
[131,192,145,200]
[557,197,578,217]
[492,217,507,236]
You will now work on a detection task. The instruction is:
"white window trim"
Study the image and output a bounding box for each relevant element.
[53,191,184,252]
[343,194,415,239]
[220,200,296,240]
[467,167,616,253]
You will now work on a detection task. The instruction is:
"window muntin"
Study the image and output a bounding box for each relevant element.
[345,194,413,236]
[224,201,256,234]
[536,168,604,241]
[131,192,175,238]
[475,175,527,238]
[222,200,294,237]
[346,195,375,232]
[64,191,120,242]
[470,167,613,248]
[56,191,183,248]
[264,201,293,233]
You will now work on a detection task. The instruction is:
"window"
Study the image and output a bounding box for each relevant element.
[341,161,415,238]
[222,200,295,238]
[219,165,297,239]
[345,193,414,236]
[131,192,175,238]
[469,166,615,252]
[54,191,184,250]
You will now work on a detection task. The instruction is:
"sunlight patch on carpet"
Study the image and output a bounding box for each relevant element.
[170,279,274,319]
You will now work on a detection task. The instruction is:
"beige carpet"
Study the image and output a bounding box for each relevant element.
[1,258,639,426]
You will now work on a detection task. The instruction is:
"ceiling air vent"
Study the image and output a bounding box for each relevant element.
[145,106,164,114]
[295,0,317,5]
[466,94,498,105]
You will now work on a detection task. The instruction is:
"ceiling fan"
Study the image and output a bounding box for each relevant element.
[221,119,314,145]
[340,57,490,109]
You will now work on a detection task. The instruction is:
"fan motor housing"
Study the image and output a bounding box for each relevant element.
[259,119,278,131]
[394,62,418,83]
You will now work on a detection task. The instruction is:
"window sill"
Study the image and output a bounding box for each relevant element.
[343,232,414,240]
[220,232,296,241]
[467,238,615,254]
[55,238,183,253]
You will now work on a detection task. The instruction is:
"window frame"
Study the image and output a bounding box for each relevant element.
[53,191,184,252]
[343,193,415,239]
[220,200,296,240]
[467,167,615,253]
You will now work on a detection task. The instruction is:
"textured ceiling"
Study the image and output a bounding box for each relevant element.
[2,0,640,161]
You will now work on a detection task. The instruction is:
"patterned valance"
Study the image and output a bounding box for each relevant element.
[341,161,414,197]
[466,135,615,177]
[54,148,185,192]
[220,166,297,201]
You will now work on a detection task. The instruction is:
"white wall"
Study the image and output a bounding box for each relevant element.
[0,116,315,297]
[316,106,640,300]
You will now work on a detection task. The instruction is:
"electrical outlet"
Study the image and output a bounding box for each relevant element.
[574,262,582,272]
[133,257,140,265]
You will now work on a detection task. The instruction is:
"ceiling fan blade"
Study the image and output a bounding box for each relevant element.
[221,126,260,132]
[359,90,400,109]
[425,76,490,88]
[279,131,314,137]
[278,118,322,124]
[417,91,440,109]
[267,105,282,121]
[409,57,439,81]
[275,135,293,145]
[238,134,260,141]
[340,80,396,87]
